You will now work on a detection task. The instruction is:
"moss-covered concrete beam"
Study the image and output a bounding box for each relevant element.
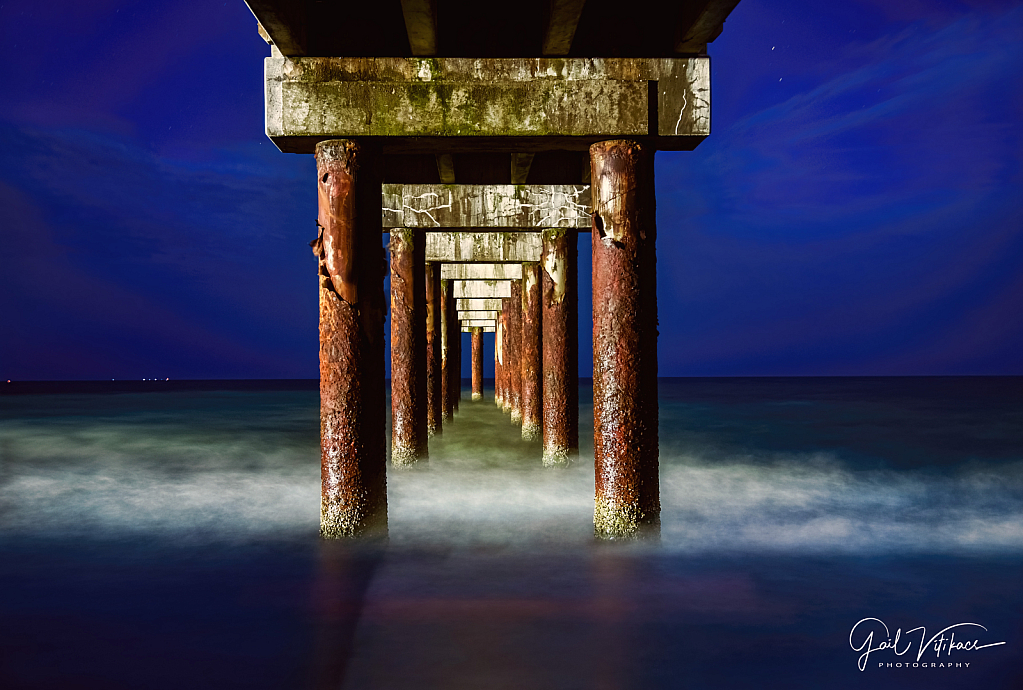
[457,298,503,311]
[441,263,523,280]
[425,232,542,263]
[458,310,500,320]
[265,57,709,153]
[453,280,512,298]
[383,184,589,228]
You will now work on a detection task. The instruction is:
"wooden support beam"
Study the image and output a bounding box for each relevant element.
[245,0,306,56]
[435,153,456,183]
[265,57,711,153]
[441,264,523,280]
[458,310,500,320]
[511,153,535,184]
[542,0,587,55]
[457,298,503,311]
[382,184,590,228]
[399,0,437,56]
[452,280,512,299]
[425,232,542,263]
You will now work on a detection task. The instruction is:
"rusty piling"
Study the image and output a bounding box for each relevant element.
[508,280,523,424]
[471,327,484,400]
[590,139,659,539]
[520,263,542,441]
[498,301,508,410]
[541,228,579,467]
[389,228,428,467]
[440,279,457,422]
[313,139,387,538]
[425,262,442,436]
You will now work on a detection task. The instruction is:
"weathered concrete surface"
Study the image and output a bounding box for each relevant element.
[452,280,512,299]
[425,232,541,263]
[441,263,523,280]
[462,326,495,332]
[461,319,496,327]
[470,327,483,400]
[313,140,387,538]
[507,280,523,424]
[382,185,590,228]
[265,57,711,151]
[590,140,659,540]
[457,298,503,311]
[541,227,578,467]
[440,278,457,422]
[520,262,542,441]
[425,262,442,436]
[389,228,428,467]
[457,310,499,320]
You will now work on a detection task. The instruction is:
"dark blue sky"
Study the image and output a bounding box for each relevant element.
[1,0,1020,380]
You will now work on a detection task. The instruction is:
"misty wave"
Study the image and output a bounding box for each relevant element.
[1,415,1020,553]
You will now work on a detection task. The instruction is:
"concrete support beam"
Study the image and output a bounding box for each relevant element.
[245,0,306,56]
[425,232,541,263]
[435,153,456,183]
[520,262,542,441]
[541,227,578,468]
[542,0,587,55]
[440,279,458,422]
[462,319,496,327]
[590,140,659,540]
[470,328,484,400]
[457,298,503,311]
[675,0,742,53]
[452,280,512,299]
[313,140,386,538]
[425,262,442,436]
[511,153,535,184]
[382,184,590,229]
[389,228,428,467]
[441,263,523,280]
[458,310,499,320]
[264,57,711,153]
[462,326,495,333]
[398,0,437,56]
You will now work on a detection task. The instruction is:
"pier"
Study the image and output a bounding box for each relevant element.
[245,0,739,539]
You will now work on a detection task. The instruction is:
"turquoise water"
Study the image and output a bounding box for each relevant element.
[1,378,1020,688]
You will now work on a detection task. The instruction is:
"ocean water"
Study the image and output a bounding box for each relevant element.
[0,378,1020,689]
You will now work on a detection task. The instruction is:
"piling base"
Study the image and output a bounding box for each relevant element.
[521,420,541,441]
[593,496,659,540]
